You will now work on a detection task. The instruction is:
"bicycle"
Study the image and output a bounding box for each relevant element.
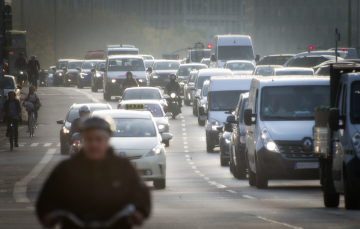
[51,204,135,228]
[7,115,16,151]
[28,110,35,137]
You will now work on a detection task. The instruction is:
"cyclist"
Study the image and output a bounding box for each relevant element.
[165,73,182,113]
[24,86,41,132]
[2,91,22,147]
[14,52,28,83]
[36,117,151,229]
[27,55,40,89]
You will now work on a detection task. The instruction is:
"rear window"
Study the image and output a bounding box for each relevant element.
[123,90,161,100]
[67,108,110,122]
[96,62,106,70]
[288,57,327,67]
[258,56,292,65]
[178,65,207,76]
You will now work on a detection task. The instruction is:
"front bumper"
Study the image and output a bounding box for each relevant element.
[256,147,319,180]
[150,78,169,86]
[130,154,166,181]
[78,76,92,86]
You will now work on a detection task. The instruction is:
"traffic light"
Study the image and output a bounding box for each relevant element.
[309,45,314,51]
[207,44,212,49]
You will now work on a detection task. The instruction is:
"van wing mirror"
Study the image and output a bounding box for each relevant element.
[56,119,65,124]
[328,108,345,131]
[147,67,153,73]
[198,106,207,116]
[224,122,233,132]
[226,115,236,124]
[244,108,256,126]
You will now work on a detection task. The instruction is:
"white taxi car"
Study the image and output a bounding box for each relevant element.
[92,109,172,189]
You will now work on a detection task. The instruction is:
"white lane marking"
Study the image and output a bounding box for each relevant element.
[180,116,184,119]
[185,155,189,157]
[19,145,24,147]
[198,174,205,177]
[30,143,39,147]
[243,195,256,199]
[200,137,206,141]
[182,120,185,122]
[183,137,187,140]
[13,149,57,203]
[184,150,189,152]
[182,124,186,127]
[256,216,303,229]
[43,143,52,147]
[191,166,197,169]
[182,128,186,131]
[186,159,191,161]
[227,190,237,194]
[216,184,227,188]
[188,162,194,165]
[183,133,187,135]
[73,89,101,103]
[204,177,210,180]
[184,142,188,144]
[194,170,200,173]
[57,143,60,147]
[184,146,188,149]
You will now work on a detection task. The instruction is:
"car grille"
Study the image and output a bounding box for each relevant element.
[277,143,315,159]
[127,155,142,160]
[159,74,169,80]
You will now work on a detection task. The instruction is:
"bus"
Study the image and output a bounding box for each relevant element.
[8,30,27,76]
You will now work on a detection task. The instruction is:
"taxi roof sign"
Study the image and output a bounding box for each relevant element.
[125,104,145,110]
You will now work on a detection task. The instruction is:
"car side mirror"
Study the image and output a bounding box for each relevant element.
[224,122,233,132]
[72,133,81,141]
[255,54,260,62]
[199,106,207,116]
[226,115,237,124]
[166,112,172,117]
[195,94,200,99]
[17,85,22,89]
[115,96,122,101]
[147,67,153,73]
[56,119,65,124]
[91,68,95,72]
[244,108,256,126]
[211,55,216,61]
[328,108,342,131]
[162,132,173,141]
[101,67,106,72]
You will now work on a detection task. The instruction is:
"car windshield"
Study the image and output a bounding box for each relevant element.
[112,118,156,137]
[197,76,210,89]
[261,86,329,121]
[201,59,210,67]
[68,62,83,69]
[351,82,360,124]
[315,67,330,76]
[202,84,209,96]
[189,72,197,82]
[210,90,247,111]
[141,55,153,60]
[288,57,329,67]
[275,70,313,76]
[82,61,98,69]
[48,68,54,74]
[145,60,154,68]
[121,104,163,117]
[123,89,161,100]
[190,50,211,62]
[258,56,292,65]
[67,108,110,122]
[4,77,15,89]
[226,62,254,71]
[254,67,280,76]
[96,62,106,71]
[178,65,207,76]
[108,58,145,71]
[218,46,254,61]
[57,61,67,69]
[108,50,138,55]
[153,62,180,70]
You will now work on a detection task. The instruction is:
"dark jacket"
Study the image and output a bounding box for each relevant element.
[3,99,21,115]
[14,56,28,69]
[27,59,40,72]
[36,148,151,229]
[122,78,138,88]
[70,117,81,136]
[165,81,180,93]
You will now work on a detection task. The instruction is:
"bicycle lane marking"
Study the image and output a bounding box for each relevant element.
[13,148,57,203]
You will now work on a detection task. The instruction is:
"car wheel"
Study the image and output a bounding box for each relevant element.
[206,137,214,152]
[248,168,256,186]
[323,177,340,208]
[198,116,205,126]
[153,179,166,189]
[235,149,246,179]
[345,179,360,210]
[220,155,228,166]
[104,91,111,101]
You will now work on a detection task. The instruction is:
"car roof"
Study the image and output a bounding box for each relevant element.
[263,54,295,57]
[121,100,162,105]
[274,67,314,72]
[108,55,142,60]
[153,60,180,63]
[84,59,100,62]
[255,76,329,87]
[92,109,151,119]
[209,76,254,91]
[68,60,84,63]
[198,68,232,75]
[255,65,283,68]
[180,63,207,67]
[70,103,111,109]
[125,87,160,92]
[225,60,254,64]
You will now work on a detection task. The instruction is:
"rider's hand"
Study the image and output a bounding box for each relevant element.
[127,211,145,226]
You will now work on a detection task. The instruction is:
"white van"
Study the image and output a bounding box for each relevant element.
[243,76,329,189]
[104,47,139,60]
[191,68,233,116]
[199,75,254,152]
[210,35,255,68]
[102,55,147,101]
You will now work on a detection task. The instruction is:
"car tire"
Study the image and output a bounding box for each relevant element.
[323,178,340,208]
[248,168,256,186]
[230,158,234,174]
[255,157,268,189]
[235,150,247,179]
[193,103,198,116]
[206,139,214,153]
[153,179,166,189]
[220,156,228,166]
[198,116,205,126]
[345,179,360,210]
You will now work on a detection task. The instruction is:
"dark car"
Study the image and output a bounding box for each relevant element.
[56,103,112,155]
[63,60,83,87]
[148,60,180,86]
[183,70,198,106]
[53,59,75,86]
[228,92,249,179]
[257,54,294,66]
[77,60,99,88]
[91,60,105,92]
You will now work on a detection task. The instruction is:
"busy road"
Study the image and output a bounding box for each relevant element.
[0,87,359,228]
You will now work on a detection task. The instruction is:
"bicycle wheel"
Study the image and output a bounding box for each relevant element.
[9,123,13,151]
[31,113,35,137]
[29,113,34,137]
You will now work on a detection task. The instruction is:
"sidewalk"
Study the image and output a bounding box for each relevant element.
[0,88,29,140]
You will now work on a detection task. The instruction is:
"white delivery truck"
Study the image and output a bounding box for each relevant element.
[210,35,256,68]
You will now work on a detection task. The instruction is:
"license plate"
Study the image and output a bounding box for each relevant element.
[294,162,319,169]
[131,162,136,168]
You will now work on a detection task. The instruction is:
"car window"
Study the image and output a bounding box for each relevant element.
[123,90,161,100]
[108,58,145,71]
[178,65,207,76]
[288,57,327,67]
[121,104,163,117]
[57,61,67,69]
[254,67,279,76]
[4,77,15,89]
[202,84,209,96]
[96,62,106,70]
[108,50,138,55]
[113,118,156,137]
[67,108,110,122]
[153,62,180,70]
[189,72,197,82]
[226,62,254,71]
[68,62,83,69]
[210,90,247,111]
[275,70,314,76]
[258,56,292,65]
[197,76,210,89]
[82,61,98,69]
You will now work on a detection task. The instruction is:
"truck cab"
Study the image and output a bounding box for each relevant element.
[314,65,360,210]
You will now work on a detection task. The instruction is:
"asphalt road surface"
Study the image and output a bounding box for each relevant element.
[0,87,359,229]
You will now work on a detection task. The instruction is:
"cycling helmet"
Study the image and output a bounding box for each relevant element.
[169,73,176,81]
[78,105,91,116]
[126,71,133,77]
[31,55,36,59]
[79,116,114,134]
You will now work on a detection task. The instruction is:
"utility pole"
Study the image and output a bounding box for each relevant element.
[159,29,162,58]
[0,0,5,110]
[357,0,359,53]
[335,28,341,62]
[348,0,351,47]
[54,0,57,63]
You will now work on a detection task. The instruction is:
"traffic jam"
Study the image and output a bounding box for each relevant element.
[1,1,360,229]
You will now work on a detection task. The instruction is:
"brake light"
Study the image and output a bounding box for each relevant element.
[9,52,13,55]
[341,48,347,50]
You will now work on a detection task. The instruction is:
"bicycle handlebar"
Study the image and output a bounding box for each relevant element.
[52,204,135,228]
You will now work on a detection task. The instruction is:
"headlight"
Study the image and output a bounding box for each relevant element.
[58,73,63,76]
[211,119,220,131]
[111,79,116,83]
[158,124,165,130]
[138,79,143,83]
[170,93,176,98]
[261,128,279,153]
[152,75,159,79]
[62,126,70,134]
[146,144,162,157]
[20,71,23,74]
[352,132,360,159]
[225,139,230,145]
[96,73,102,77]
[180,82,185,86]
